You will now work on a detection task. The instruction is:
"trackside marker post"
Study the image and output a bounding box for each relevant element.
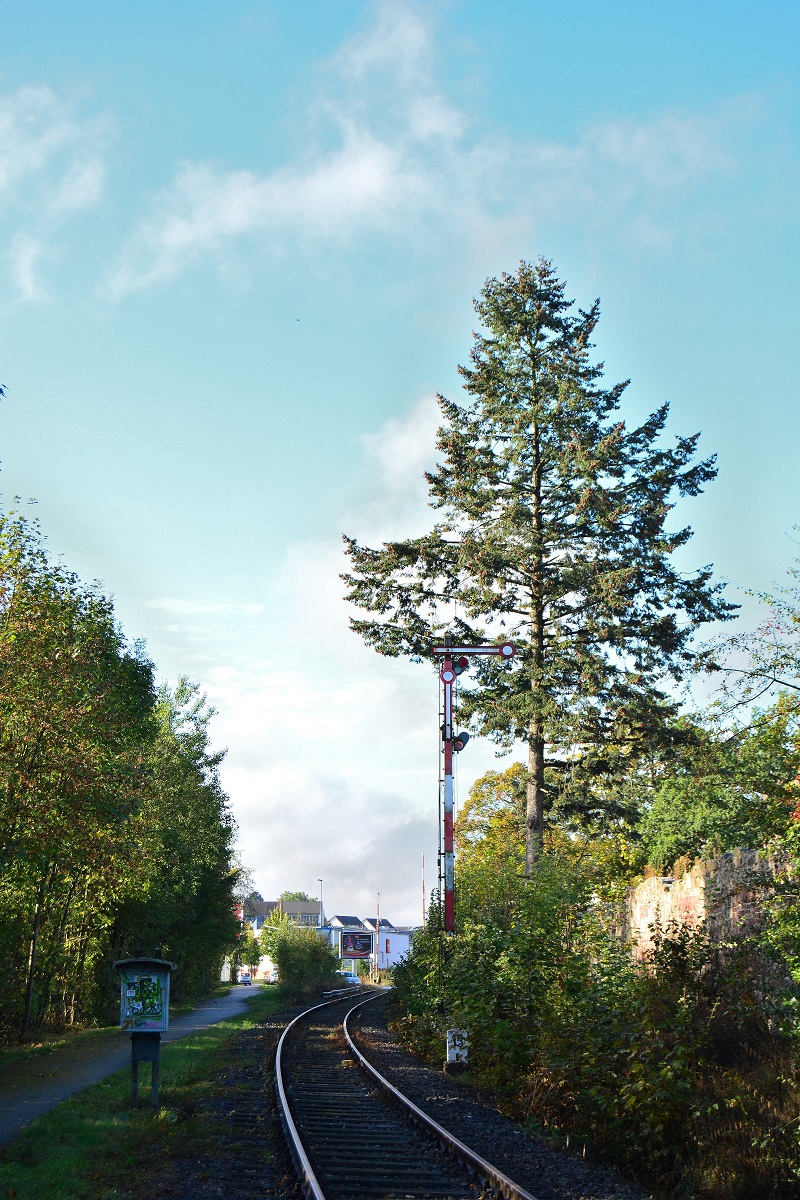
[432,641,515,936]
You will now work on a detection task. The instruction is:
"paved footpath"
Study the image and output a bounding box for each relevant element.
[0,984,263,1148]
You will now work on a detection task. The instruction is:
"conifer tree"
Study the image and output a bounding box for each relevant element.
[343,260,734,873]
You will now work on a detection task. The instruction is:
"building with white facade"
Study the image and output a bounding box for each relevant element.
[362,918,412,970]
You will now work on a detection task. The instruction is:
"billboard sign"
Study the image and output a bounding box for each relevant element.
[340,931,373,958]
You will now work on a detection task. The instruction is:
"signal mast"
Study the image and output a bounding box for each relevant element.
[433,639,515,933]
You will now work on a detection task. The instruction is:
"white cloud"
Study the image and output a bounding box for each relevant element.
[9,233,49,302]
[356,392,441,539]
[0,85,110,300]
[134,392,504,920]
[148,598,266,616]
[332,2,432,87]
[108,0,745,297]
[51,158,106,215]
[585,110,733,187]
[0,86,78,196]
[204,588,445,921]
[155,392,521,923]
[361,393,440,494]
[0,85,110,201]
[133,391,517,922]
[108,130,421,295]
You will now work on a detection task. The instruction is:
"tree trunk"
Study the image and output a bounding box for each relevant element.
[526,583,546,870]
[525,399,545,876]
[525,729,545,875]
[21,868,49,1040]
[0,775,18,870]
[51,872,83,1027]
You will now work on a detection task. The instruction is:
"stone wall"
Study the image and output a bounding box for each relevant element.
[625,848,785,957]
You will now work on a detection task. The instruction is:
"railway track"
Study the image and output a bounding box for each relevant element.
[276,989,538,1200]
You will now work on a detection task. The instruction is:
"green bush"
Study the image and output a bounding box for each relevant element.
[272,925,340,1000]
[391,849,800,1197]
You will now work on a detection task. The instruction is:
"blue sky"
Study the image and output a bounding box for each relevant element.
[1,1,798,923]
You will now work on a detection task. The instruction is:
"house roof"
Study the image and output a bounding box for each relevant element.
[245,900,322,922]
[246,907,406,932]
[247,899,321,914]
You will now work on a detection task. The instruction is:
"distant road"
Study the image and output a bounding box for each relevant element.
[0,985,262,1148]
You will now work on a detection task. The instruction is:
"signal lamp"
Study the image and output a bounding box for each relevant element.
[453,732,470,752]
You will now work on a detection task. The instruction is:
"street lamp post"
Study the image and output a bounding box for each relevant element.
[317,878,323,928]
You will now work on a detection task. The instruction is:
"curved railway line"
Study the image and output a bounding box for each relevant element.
[275,989,538,1200]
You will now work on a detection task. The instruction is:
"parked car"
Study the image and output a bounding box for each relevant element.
[237,971,252,985]
[337,971,361,988]
[266,968,278,983]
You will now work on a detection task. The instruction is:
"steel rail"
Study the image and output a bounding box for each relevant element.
[274,993,345,1200]
[344,993,540,1200]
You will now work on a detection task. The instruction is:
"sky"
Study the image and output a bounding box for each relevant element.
[0,0,798,925]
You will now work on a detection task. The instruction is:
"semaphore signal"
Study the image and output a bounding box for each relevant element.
[433,639,515,933]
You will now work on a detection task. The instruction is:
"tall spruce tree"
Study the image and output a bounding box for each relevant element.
[343,260,734,873]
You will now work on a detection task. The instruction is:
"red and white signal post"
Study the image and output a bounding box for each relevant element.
[433,640,515,933]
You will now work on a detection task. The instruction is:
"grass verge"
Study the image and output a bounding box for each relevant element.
[0,985,290,1200]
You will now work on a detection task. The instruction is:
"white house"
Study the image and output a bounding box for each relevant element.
[362,918,412,969]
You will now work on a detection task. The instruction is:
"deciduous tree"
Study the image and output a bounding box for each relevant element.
[239,923,263,972]
[108,679,240,1004]
[639,699,800,868]
[0,513,240,1039]
[0,511,156,1037]
[700,555,800,711]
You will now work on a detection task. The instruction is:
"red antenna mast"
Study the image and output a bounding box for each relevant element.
[432,639,515,933]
